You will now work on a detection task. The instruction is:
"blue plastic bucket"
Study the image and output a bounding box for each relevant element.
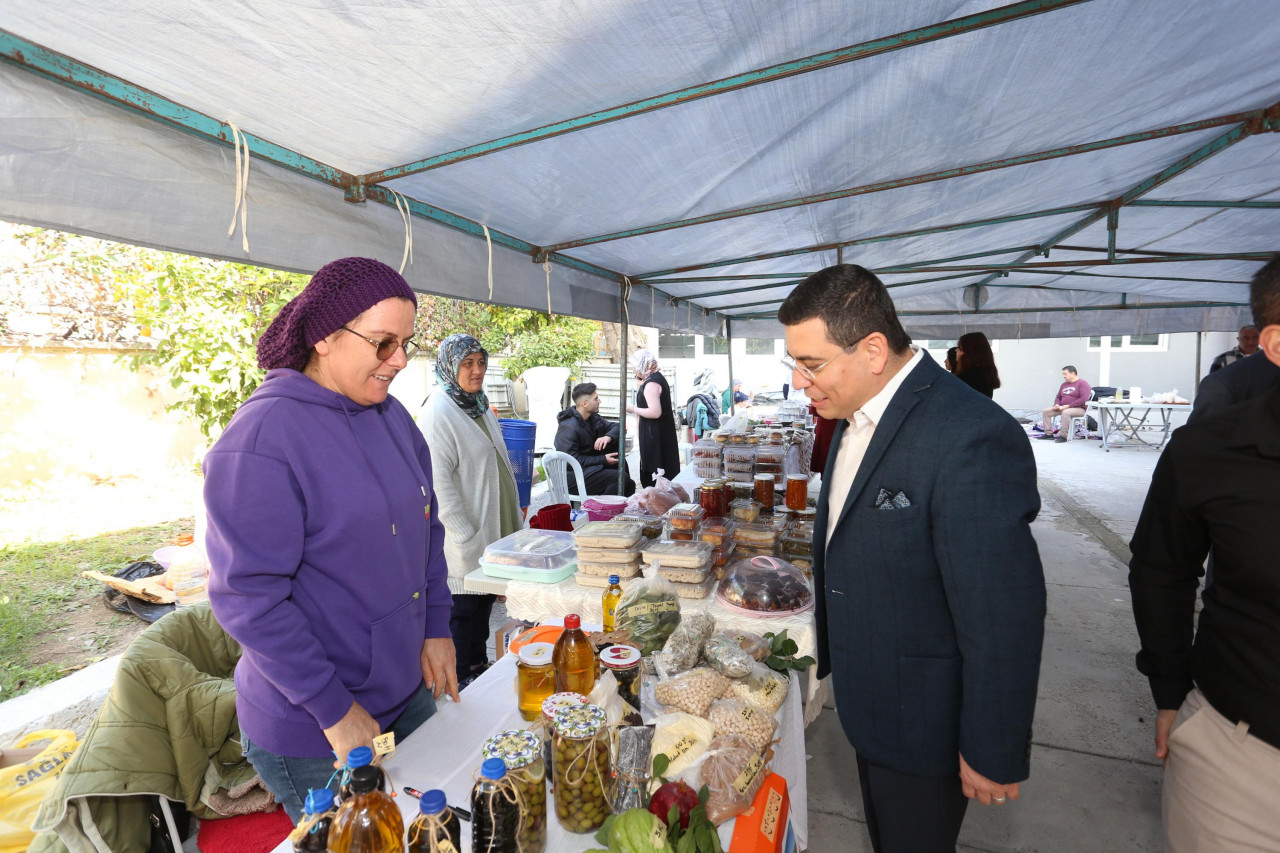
[498,418,537,508]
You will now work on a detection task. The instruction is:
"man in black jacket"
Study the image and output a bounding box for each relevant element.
[1129,255,1280,850]
[780,265,1045,853]
[554,383,635,496]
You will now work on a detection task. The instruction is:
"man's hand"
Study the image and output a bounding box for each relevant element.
[605,452,619,464]
[323,701,381,769]
[1154,708,1178,763]
[421,637,460,702]
[593,436,611,451]
[959,754,1020,806]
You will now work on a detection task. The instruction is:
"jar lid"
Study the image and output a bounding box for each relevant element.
[517,642,554,666]
[482,729,541,769]
[786,474,808,481]
[553,703,607,738]
[542,691,588,720]
[754,473,774,482]
[599,644,641,669]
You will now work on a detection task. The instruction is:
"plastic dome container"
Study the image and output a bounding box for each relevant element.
[715,555,814,616]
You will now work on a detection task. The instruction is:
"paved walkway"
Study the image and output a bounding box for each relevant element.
[806,436,1168,852]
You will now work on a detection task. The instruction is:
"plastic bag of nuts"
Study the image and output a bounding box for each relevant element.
[724,659,789,716]
[653,612,715,678]
[653,666,730,717]
[694,733,766,824]
[701,634,754,679]
[707,697,777,752]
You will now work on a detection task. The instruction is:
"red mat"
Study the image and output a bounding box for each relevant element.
[198,807,293,853]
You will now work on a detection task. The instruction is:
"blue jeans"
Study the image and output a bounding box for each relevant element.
[243,683,438,823]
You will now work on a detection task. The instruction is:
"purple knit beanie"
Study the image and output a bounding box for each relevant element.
[256,257,417,371]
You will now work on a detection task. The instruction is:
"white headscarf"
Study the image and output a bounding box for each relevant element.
[630,348,659,380]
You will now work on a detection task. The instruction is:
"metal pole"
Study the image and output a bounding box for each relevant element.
[726,320,736,417]
[1194,332,1203,399]
[617,286,630,495]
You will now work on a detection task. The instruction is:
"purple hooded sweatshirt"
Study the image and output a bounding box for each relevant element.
[204,369,451,758]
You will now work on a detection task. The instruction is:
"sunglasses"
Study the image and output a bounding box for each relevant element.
[341,326,419,361]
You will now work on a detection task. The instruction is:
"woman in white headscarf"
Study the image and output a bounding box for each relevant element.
[625,348,681,487]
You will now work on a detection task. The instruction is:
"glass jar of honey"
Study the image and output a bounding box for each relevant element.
[517,642,556,721]
[753,473,775,511]
[785,474,809,511]
[699,480,727,517]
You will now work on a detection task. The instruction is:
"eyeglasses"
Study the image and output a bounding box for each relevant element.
[780,342,858,383]
[341,326,419,361]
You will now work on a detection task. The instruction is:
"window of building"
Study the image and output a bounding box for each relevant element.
[658,330,695,359]
[702,336,729,355]
[1087,334,1167,352]
[744,338,777,355]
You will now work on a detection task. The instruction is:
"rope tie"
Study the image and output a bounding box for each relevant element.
[406,807,460,853]
[621,276,634,326]
[226,121,250,253]
[391,191,414,274]
[482,225,494,301]
[544,259,553,315]
[650,286,655,322]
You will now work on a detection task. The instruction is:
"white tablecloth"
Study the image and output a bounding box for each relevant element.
[269,654,809,852]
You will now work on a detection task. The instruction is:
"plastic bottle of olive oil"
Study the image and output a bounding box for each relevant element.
[601,576,623,632]
[552,614,596,696]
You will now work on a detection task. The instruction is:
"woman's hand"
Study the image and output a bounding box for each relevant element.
[323,701,382,769]
[421,637,460,702]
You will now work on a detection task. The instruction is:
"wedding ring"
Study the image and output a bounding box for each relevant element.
[993,795,1006,803]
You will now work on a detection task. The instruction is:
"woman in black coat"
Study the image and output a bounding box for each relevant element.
[955,332,1001,399]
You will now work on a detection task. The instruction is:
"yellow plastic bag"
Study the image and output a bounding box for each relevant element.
[0,729,78,853]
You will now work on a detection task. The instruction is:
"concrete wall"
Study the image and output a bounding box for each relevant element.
[0,342,205,485]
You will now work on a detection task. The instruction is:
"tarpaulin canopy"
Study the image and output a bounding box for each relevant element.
[1,0,1277,339]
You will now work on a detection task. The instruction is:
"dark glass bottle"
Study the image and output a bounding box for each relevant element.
[339,745,387,801]
[407,789,462,853]
[471,757,519,853]
[292,787,336,852]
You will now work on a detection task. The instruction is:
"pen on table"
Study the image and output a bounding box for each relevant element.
[403,786,471,820]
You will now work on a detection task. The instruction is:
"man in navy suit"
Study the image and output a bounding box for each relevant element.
[778,265,1046,852]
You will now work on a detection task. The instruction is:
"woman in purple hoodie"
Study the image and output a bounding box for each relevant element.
[204,258,458,822]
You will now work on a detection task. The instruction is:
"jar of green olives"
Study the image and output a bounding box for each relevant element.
[481,730,547,853]
[551,704,612,833]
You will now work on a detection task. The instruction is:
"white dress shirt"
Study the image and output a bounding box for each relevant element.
[825,346,923,548]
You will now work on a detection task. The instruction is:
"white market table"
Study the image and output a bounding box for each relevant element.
[269,654,809,852]
[1086,401,1191,451]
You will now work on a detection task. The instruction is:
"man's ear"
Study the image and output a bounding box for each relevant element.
[864,332,891,374]
[1260,324,1280,368]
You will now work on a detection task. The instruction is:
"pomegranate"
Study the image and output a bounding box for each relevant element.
[648,780,699,830]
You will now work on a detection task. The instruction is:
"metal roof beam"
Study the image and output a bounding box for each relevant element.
[547,109,1271,252]
[1128,199,1280,209]
[874,252,1276,274]
[966,108,1279,301]
[731,299,1247,320]
[360,0,1092,184]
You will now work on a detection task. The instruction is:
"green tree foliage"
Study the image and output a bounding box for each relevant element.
[500,314,600,381]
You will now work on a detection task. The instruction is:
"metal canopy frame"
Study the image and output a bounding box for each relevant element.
[2,0,1277,336]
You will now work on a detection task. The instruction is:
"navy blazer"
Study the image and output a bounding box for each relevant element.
[813,352,1045,783]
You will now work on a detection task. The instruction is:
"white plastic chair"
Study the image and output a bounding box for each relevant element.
[540,450,591,507]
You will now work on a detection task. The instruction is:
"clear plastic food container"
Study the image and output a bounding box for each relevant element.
[729,499,762,522]
[573,521,644,549]
[657,562,713,584]
[640,539,714,569]
[733,520,781,546]
[697,517,736,546]
[662,503,706,531]
[723,447,756,464]
[692,439,723,459]
[481,529,578,581]
[615,512,663,539]
[716,555,815,616]
[576,560,642,578]
[662,521,696,541]
[670,577,716,599]
[575,546,642,564]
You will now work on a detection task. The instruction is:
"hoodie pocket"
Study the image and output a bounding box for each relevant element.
[354,584,427,697]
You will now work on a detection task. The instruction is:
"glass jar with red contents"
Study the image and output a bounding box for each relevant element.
[753,474,775,511]
[699,480,727,517]
[785,474,809,511]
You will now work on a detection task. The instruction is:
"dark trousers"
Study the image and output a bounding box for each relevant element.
[584,462,636,497]
[449,592,495,679]
[856,754,969,853]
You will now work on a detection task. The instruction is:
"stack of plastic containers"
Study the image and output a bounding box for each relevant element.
[481,530,578,583]
[754,445,786,487]
[697,516,736,577]
[691,438,723,478]
[640,539,716,599]
[723,446,755,484]
[572,520,644,589]
[733,517,784,558]
[661,503,705,542]
[614,512,663,540]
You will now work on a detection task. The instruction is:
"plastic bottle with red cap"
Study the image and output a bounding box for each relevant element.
[552,614,596,696]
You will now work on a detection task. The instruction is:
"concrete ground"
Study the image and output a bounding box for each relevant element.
[806,435,1169,853]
